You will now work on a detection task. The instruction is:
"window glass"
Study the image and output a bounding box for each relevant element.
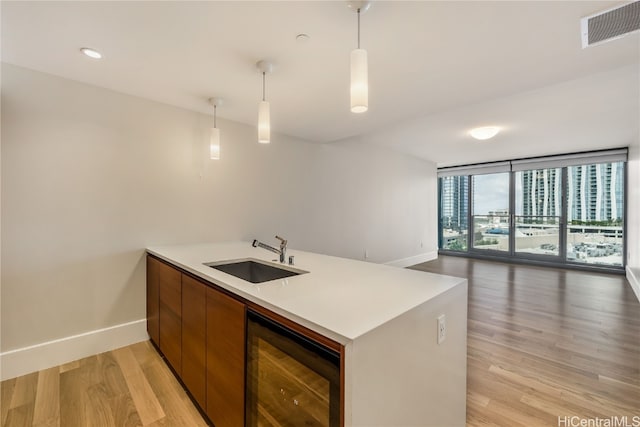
[439,176,468,251]
[514,168,562,256]
[566,162,624,266]
[472,173,510,251]
[437,156,625,270]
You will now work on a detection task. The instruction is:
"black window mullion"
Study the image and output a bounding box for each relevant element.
[559,167,568,263]
[509,170,516,257]
[467,175,473,251]
[623,162,627,268]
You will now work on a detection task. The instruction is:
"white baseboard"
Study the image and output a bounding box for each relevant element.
[0,319,148,381]
[385,251,438,268]
[626,266,640,303]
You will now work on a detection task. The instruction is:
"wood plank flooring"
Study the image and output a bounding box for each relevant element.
[1,341,207,427]
[410,256,640,427]
[2,256,639,426]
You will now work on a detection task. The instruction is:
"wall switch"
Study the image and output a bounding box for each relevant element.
[437,315,446,344]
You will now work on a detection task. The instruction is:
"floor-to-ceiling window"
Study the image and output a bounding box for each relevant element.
[471,173,510,252]
[437,149,627,271]
[566,162,624,266]
[439,175,469,251]
[514,168,562,258]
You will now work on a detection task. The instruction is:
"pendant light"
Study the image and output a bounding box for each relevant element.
[208,98,222,159]
[348,1,371,113]
[256,60,273,144]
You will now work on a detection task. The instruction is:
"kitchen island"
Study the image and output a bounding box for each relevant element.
[147,241,467,427]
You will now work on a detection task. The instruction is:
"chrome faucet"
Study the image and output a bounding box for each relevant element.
[252,235,287,263]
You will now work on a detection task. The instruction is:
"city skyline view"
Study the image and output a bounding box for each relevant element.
[439,161,625,267]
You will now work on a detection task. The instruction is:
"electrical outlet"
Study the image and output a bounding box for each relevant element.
[437,314,446,344]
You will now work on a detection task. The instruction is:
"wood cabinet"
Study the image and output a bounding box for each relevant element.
[146,254,339,427]
[181,274,207,409]
[147,255,246,425]
[146,256,160,346]
[158,259,182,376]
[206,287,246,427]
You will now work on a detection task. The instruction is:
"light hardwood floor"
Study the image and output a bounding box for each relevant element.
[411,256,640,427]
[2,257,639,426]
[1,341,208,427]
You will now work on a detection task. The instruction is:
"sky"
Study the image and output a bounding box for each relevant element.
[473,173,511,215]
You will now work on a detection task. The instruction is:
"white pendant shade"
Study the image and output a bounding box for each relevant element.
[258,100,270,143]
[208,97,222,160]
[350,48,368,113]
[210,127,220,159]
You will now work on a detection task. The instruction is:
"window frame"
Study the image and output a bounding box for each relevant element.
[437,149,627,273]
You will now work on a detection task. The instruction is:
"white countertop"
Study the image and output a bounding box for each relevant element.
[147,241,466,344]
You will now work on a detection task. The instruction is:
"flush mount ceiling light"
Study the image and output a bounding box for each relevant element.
[256,60,273,144]
[295,33,311,43]
[208,97,223,160]
[80,47,102,59]
[347,1,371,113]
[469,126,501,140]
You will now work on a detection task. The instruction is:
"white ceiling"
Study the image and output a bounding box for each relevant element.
[2,1,639,165]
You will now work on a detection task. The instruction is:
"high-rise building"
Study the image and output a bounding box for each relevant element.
[440,176,468,231]
[519,162,624,223]
[567,162,623,222]
[521,168,561,217]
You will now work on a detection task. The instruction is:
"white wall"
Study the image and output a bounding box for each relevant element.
[0,64,437,363]
[626,109,640,302]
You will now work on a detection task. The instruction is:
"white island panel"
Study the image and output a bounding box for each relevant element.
[345,282,467,426]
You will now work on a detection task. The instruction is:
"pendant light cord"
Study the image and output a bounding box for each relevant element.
[213,104,217,128]
[357,8,361,49]
[262,72,266,101]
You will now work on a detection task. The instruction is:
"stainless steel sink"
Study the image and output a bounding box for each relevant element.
[204,258,308,284]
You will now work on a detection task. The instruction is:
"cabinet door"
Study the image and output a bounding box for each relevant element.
[181,274,206,410]
[146,256,160,346]
[207,287,246,427]
[159,260,182,376]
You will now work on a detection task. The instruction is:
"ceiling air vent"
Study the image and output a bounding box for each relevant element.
[581,1,640,48]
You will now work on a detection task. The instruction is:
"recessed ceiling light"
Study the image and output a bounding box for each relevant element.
[80,47,102,59]
[469,126,500,140]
